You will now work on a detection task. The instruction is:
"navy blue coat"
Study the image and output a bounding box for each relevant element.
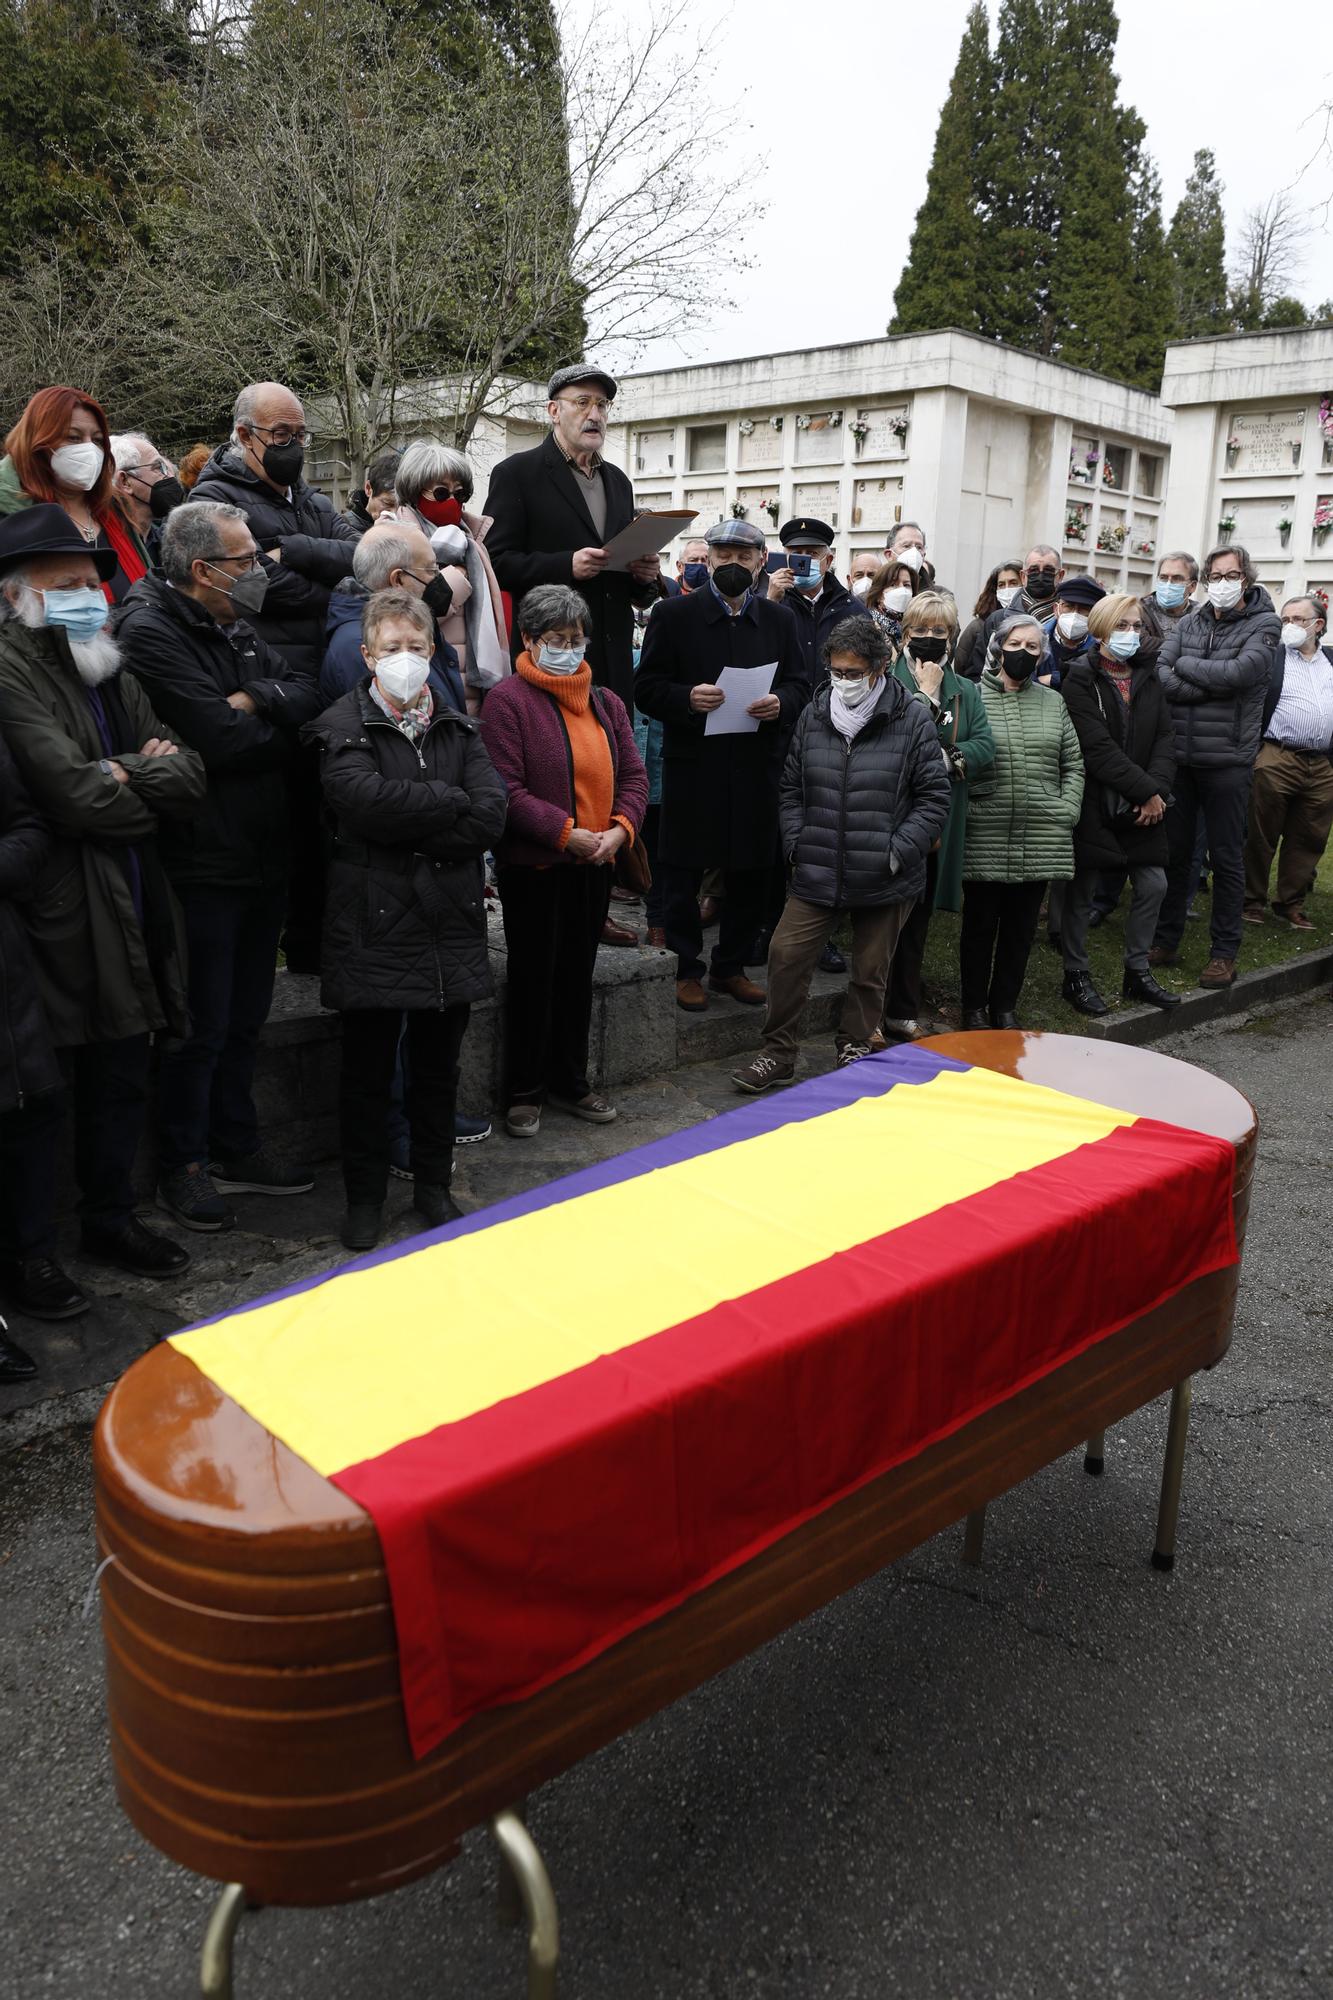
[320,586,465,714]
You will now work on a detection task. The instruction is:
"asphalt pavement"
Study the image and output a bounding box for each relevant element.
[1,996,1330,2000]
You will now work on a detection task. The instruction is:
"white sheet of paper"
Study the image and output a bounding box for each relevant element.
[601,509,699,570]
[704,662,779,736]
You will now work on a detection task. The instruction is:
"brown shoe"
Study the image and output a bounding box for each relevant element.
[1276,905,1315,931]
[600,915,639,947]
[609,884,639,904]
[1199,955,1236,988]
[1147,945,1178,968]
[646,925,667,948]
[1242,903,1266,924]
[709,972,766,1006]
[676,977,708,1011]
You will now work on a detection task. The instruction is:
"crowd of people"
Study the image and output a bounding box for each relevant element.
[0,363,1330,1383]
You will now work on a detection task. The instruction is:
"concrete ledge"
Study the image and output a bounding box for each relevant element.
[1074,942,1333,1046]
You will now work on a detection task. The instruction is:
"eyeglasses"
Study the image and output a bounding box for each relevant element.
[424,484,465,501]
[558,396,610,414]
[126,459,168,482]
[1209,569,1244,582]
[201,552,262,572]
[248,423,311,448]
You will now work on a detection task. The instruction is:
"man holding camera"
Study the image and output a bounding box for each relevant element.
[765,518,870,685]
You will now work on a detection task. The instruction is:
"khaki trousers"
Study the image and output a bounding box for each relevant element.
[1243,742,1333,913]
[762,896,908,1061]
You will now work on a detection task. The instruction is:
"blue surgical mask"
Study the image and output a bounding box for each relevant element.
[681,562,709,590]
[42,585,109,642]
[1107,630,1140,661]
[795,565,822,590]
[1155,580,1186,610]
[537,642,585,675]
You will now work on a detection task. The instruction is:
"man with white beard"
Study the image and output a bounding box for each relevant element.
[0,506,205,1322]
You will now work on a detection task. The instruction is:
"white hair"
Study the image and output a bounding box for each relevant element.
[110,433,155,475]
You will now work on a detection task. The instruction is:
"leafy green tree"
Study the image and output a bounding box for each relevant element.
[890,3,993,336]
[1166,149,1228,336]
[1261,295,1309,329]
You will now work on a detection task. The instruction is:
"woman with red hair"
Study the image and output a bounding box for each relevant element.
[0,386,148,603]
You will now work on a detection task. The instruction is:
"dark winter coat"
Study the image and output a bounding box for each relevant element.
[779,574,871,682]
[188,444,360,675]
[1061,656,1176,871]
[0,623,204,1044]
[480,673,647,868]
[1262,639,1333,758]
[302,685,508,1013]
[320,584,465,714]
[633,585,812,870]
[1136,588,1196,671]
[779,676,951,911]
[1157,586,1280,770]
[889,657,996,910]
[1040,616,1097,691]
[116,575,321,893]
[958,586,1056,680]
[0,731,61,1112]
[485,433,655,706]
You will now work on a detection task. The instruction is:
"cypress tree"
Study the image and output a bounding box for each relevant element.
[984,0,1058,352]
[1166,150,1228,336]
[1120,113,1177,388]
[889,3,993,336]
[1045,8,1136,376]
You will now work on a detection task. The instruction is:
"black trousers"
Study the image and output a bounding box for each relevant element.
[158,884,285,1169]
[884,849,939,1020]
[497,863,611,1104]
[641,803,665,927]
[0,1036,149,1258]
[959,880,1046,1015]
[1155,763,1251,960]
[339,1006,469,1204]
[661,863,768,981]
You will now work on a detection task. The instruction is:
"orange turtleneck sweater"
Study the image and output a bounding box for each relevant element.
[517,652,635,851]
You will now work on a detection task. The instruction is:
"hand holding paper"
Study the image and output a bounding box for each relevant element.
[703,662,779,736]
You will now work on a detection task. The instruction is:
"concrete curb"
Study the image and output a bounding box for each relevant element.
[1074,941,1333,1046]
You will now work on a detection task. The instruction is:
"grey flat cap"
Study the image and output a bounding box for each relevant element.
[547,363,618,401]
[704,517,767,550]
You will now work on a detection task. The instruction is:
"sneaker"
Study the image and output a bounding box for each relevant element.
[880,1016,921,1040]
[731,1053,795,1094]
[454,1112,492,1145]
[158,1164,234,1233]
[0,1256,89,1322]
[81,1217,189,1278]
[548,1091,618,1125]
[210,1147,315,1196]
[1199,955,1236,988]
[836,1042,872,1067]
[1242,903,1267,925]
[505,1104,542,1138]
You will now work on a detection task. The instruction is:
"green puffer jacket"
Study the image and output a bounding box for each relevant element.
[963,666,1084,883]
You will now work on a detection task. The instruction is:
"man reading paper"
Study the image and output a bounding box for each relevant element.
[635,518,809,1012]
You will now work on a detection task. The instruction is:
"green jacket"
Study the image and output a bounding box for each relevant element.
[963,666,1084,883]
[0,622,205,1045]
[891,657,995,912]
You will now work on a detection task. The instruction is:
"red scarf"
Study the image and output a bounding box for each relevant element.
[99,504,147,603]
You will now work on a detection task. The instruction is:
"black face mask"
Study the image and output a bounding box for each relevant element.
[909,634,948,664]
[1025,570,1057,602]
[147,475,185,520]
[260,439,305,488]
[711,563,754,598]
[421,572,454,618]
[1000,648,1037,680]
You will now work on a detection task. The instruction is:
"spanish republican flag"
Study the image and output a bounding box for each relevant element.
[172,1047,1238,1757]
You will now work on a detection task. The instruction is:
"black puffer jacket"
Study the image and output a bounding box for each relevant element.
[1157,586,1280,770]
[1061,656,1176,871]
[779,674,951,909]
[302,684,508,1013]
[188,444,359,673]
[117,575,322,893]
[780,575,872,682]
[0,732,61,1113]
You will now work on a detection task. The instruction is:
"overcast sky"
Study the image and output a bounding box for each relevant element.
[589,0,1333,376]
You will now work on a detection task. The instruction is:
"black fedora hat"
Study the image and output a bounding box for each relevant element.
[0,503,118,583]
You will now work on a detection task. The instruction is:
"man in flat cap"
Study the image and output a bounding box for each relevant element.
[635,519,810,1011]
[0,505,205,1322]
[768,515,871,682]
[487,362,663,944]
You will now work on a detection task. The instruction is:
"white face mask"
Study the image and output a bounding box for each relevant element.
[1207,577,1244,611]
[50,440,105,491]
[882,586,912,615]
[850,576,873,599]
[893,544,923,573]
[1280,621,1312,650]
[537,641,585,675]
[996,585,1019,609]
[1056,611,1089,643]
[830,674,875,708]
[373,650,431,704]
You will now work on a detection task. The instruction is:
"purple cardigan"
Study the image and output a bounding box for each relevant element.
[480,673,648,866]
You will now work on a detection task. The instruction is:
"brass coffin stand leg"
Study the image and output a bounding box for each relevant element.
[1084,1429,1106,1476]
[1152,1377,1193,1571]
[960,1507,986,1566]
[200,1883,248,1999]
[491,1806,560,1999]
